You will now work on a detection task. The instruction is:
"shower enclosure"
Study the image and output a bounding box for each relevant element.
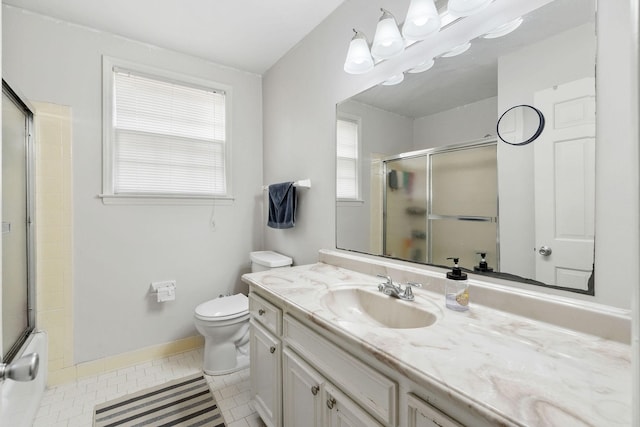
[0,80,45,427]
[383,140,498,271]
[2,80,35,364]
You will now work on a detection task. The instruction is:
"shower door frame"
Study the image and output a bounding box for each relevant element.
[2,79,36,364]
[382,137,499,268]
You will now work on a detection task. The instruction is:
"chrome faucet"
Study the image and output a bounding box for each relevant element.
[377,275,422,301]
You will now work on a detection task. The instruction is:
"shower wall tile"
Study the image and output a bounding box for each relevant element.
[33,102,74,387]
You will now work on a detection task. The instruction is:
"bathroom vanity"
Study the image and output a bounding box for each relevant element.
[242,250,631,427]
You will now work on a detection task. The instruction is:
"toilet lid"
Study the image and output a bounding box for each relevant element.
[195,294,248,320]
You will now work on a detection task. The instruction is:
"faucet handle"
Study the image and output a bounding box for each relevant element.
[376,274,393,285]
[403,282,422,300]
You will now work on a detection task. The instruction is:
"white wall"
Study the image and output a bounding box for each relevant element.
[336,100,413,253]
[3,6,264,363]
[497,23,595,279]
[263,0,637,309]
[413,97,497,149]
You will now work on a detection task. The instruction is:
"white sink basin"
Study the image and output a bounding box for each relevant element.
[320,287,438,329]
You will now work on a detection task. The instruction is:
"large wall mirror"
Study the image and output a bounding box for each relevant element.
[336,0,596,294]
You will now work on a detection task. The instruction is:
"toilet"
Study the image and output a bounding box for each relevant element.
[194,251,292,375]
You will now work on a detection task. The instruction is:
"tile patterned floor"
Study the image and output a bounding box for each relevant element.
[33,348,266,427]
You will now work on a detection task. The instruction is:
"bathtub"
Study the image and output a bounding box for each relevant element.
[0,331,48,427]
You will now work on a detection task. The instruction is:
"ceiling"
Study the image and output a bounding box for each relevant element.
[1,0,346,74]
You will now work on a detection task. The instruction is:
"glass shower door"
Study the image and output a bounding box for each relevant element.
[2,81,34,363]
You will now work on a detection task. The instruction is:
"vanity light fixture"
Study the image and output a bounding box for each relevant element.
[482,17,524,39]
[344,29,375,74]
[382,73,405,86]
[447,0,493,17]
[371,8,405,60]
[441,41,471,57]
[402,0,441,41]
[408,57,435,73]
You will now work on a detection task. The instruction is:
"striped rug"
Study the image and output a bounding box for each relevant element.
[93,373,226,427]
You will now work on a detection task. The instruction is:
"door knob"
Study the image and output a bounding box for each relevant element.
[538,246,552,256]
[0,353,39,382]
[311,385,319,395]
[269,346,276,354]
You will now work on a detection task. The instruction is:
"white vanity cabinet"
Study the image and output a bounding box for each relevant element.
[284,315,397,426]
[249,293,282,427]
[283,348,384,427]
[250,288,467,427]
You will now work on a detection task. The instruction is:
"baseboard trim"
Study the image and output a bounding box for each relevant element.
[47,335,204,386]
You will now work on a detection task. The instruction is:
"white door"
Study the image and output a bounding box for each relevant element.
[283,348,323,427]
[533,78,596,290]
[249,320,281,427]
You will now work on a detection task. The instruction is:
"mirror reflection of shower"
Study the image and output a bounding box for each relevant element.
[383,140,498,271]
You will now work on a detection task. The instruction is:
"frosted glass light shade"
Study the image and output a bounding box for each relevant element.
[448,0,492,17]
[482,17,523,39]
[344,30,374,74]
[371,9,405,60]
[402,0,441,41]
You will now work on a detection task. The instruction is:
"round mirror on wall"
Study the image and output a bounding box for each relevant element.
[497,105,545,146]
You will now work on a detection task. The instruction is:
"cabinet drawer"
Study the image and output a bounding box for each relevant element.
[407,393,463,427]
[249,292,282,336]
[284,316,397,425]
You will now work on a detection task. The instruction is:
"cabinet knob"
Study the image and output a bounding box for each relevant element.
[311,385,319,396]
[258,309,265,315]
[269,346,276,354]
[326,397,336,410]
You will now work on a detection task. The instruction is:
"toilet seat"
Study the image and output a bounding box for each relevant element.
[195,294,248,321]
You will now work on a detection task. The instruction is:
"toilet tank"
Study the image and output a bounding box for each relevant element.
[250,251,293,272]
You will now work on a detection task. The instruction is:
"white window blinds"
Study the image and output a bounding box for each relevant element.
[336,118,359,200]
[112,68,227,196]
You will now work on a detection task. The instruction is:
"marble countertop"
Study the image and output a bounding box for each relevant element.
[242,262,631,427]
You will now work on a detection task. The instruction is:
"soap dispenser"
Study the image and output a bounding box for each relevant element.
[473,252,494,272]
[445,257,469,311]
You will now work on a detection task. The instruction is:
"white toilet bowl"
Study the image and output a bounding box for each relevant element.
[194,294,250,375]
[194,251,292,375]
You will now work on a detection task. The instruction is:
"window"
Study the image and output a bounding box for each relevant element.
[336,117,360,200]
[102,57,231,203]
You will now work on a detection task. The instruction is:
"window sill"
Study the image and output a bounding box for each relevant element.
[98,194,235,206]
[337,199,365,207]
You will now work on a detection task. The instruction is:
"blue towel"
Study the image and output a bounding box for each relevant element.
[268,182,296,229]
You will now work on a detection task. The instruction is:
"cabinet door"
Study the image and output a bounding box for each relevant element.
[250,320,281,427]
[324,383,384,427]
[407,393,463,427]
[283,348,323,427]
